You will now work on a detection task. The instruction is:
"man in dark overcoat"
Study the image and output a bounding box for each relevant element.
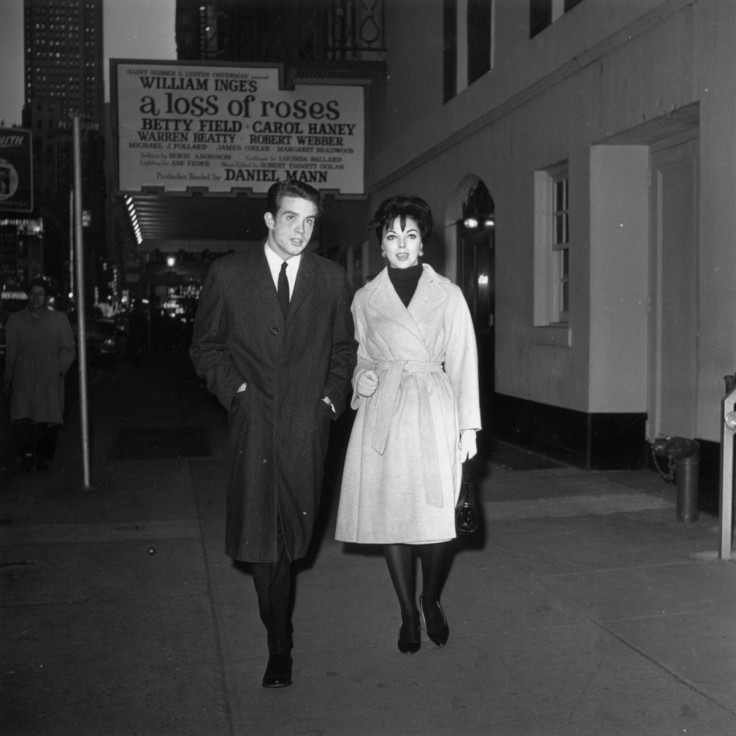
[2,277,75,472]
[190,180,356,688]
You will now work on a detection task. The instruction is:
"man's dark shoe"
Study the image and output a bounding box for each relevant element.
[262,654,293,688]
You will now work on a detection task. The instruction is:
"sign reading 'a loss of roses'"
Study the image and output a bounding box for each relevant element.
[112,60,365,195]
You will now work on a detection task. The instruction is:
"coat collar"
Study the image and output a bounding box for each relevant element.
[366,264,449,335]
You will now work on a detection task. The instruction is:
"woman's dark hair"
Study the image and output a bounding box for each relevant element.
[370,195,434,245]
[265,179,323,217]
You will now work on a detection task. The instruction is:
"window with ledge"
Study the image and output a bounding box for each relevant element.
[533,164,571,345]
[444,0,493,103]
[530,0,585,38]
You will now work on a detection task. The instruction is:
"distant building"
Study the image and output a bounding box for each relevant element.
[22,0,107,304]
[24,0,104,123]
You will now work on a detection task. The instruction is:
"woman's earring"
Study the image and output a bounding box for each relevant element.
[419,250,424,256]
[381,250,386,258]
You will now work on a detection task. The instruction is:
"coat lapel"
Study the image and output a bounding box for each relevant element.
[408,266,449,324]
[368,266,448,335]
[288,251,316,322]
[249,246,279,304]
[364,268,431,357]
[367,269,414,330]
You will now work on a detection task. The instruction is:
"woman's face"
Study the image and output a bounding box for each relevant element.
[381,216,422,269]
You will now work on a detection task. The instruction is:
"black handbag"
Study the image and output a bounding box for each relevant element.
[455,462,479,535]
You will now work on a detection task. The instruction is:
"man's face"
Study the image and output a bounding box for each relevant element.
[264,195,318,260]
[28,286,48,312]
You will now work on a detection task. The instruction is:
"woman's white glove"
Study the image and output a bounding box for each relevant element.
[356,369,379,397]
[459,430,477,462]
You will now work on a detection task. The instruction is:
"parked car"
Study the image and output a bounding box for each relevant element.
[71,317,125,363]
[86,318,121,362]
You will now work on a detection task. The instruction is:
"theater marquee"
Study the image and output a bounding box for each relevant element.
[112,60,365,195]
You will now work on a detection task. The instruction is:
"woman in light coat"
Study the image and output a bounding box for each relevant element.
[336,195,481,654]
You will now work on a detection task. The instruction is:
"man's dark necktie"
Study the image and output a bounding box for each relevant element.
[278,261,289,318]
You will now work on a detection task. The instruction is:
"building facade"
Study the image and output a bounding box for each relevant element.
[350,0,735,511]
[158,0,735,509]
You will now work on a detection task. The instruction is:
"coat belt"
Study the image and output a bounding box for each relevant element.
[371,360,446,507]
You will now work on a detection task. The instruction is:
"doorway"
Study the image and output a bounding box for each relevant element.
[457,181,495,434]
[648,137,698,441]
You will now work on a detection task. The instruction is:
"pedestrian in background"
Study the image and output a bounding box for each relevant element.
[190,179,356,689]
[336,194,481,654]
[2,277,75,472]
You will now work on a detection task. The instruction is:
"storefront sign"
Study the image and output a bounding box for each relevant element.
[0,128,33,213]
[112,61,365,195]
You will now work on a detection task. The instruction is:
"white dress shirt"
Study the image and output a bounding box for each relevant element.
[264,243,301,298]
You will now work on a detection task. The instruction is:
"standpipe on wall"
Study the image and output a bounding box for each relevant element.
[652,436,700,523]
[720,374,736,560]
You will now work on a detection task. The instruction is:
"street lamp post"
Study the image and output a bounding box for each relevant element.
[72,115,97,492]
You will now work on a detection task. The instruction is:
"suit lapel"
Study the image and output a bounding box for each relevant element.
[287,251,315,322]
[246,245,287,321]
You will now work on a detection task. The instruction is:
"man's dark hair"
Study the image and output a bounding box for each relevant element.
[27,277,50,295]
[370,195,434,245]
[265,179,323,217]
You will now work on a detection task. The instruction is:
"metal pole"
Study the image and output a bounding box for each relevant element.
[73,116,93,491]
[69,190,74,303]
[720,386,736,559]
[719,389,736,560]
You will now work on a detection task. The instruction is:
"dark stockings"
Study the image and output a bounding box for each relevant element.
[383,541,451,632]
[250,523,293,656]
[418,541,450,631]
[383,544,417,623]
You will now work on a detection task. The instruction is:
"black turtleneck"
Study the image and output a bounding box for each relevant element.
[388,263,422,307]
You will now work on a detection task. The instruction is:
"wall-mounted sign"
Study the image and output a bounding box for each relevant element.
[0,128,33,213]
[112,60,365,196]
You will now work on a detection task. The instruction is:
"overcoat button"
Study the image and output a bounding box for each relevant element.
[271,327,279,335]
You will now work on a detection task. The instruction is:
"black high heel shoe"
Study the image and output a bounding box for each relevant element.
[420,595,449,647]
[398,615,421,654]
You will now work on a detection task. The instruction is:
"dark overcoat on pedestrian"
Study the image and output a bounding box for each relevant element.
[3,307,76,424]
[190,247,356,563]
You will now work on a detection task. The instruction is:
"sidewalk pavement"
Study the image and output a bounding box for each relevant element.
[1,348,735,736]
